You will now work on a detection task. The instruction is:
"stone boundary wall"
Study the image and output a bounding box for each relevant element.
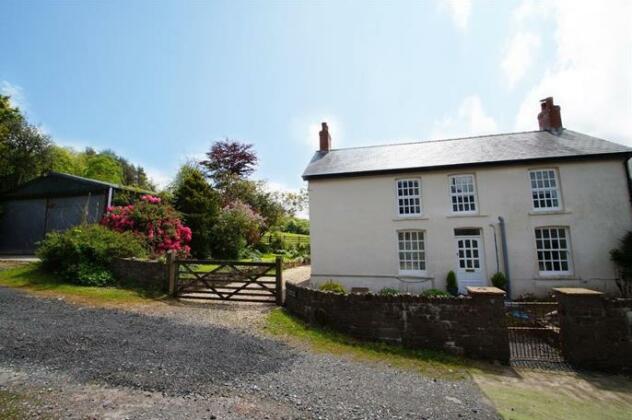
[285,283,509,362]
[110,258,167,291]
[556,288,632,371]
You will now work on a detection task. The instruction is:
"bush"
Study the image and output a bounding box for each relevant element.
[37,224,148,286]
[421,288,451,297]
[101,195,192,257]
[209,200,264,259]
[319,280,346,294]
[269,231,286,252]
[490,272,507,290]
[446,270,458,296]
[610,231,632,297]
[72,262,115,287]
[378,287,399,296]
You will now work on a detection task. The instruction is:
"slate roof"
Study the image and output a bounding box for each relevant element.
[302,129,632,180]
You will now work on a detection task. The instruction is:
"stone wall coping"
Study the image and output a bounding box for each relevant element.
[553,287,603,296]
[467,286,506,295]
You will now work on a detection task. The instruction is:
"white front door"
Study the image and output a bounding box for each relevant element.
[455,234,486,293]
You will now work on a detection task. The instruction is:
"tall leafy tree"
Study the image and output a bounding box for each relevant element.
[83,153,124,184]
[0,95,52,193]
[172,164,220,258]
[200,139,258,185]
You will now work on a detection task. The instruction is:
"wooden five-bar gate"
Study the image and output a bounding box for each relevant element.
[167,254,283,305]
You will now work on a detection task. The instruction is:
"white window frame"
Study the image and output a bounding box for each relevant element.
[397,230,426,275]
[395,178,422,217]
[529,169,562,211]
[534,226,573,276]
[449,174,478,214]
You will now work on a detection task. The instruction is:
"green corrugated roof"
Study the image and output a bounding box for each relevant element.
[1,172,155,200]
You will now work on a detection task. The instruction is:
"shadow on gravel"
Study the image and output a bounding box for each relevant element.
[0,288,298,395]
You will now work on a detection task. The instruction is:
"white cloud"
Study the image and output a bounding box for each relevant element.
[145,166,173,191]
[514,0,632,144]
[431,95,498,139]
[501,32,541,88]
[1,81,28,111]
[439,0,472,31]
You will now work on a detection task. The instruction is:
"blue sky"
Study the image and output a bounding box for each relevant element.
[1,0,631,192]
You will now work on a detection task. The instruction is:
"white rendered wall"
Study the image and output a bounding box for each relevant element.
[308,158,632,297]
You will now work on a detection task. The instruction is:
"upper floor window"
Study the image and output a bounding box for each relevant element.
[529,169,561,210]
[535,227,572,274]
[398,230,425,273]
[396,179,421,216]
[449,174,477,213]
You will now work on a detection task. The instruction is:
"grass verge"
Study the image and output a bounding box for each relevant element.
[0,263,165,306]
[264,307,471,380]
[0,389,29,420]
[476,377,632,420]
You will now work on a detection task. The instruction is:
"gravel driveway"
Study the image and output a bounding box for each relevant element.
[0,287,497,419]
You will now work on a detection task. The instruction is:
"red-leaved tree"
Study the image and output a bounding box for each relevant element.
[200,139,258,184]
[101,195,192,257]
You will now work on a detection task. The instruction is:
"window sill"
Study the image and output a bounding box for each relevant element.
[393,216,429,221]
[446,214,489,218]
[398,272,433,280]
[529,210,571,216]
[535,274,575,280]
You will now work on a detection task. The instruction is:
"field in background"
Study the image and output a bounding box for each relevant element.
[261,232,309,247]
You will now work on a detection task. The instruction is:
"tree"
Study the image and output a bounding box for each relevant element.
[221,176,285,231]
[0,96,52,192]
[84,153,124,184]
[50,146,87,175]
[200,139,258,184]
[172,164,220,258]
[277,188,308,216]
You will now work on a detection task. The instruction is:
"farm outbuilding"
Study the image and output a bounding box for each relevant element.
[0,172,148,255]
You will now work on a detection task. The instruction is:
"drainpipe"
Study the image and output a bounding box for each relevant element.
[107,187,113,208]
[498,216,511,300]
[489,224,500,274]
[624,157,632,207]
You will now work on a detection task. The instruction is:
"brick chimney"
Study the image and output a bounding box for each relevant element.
[538,97,563,134]
[319,122,331,152]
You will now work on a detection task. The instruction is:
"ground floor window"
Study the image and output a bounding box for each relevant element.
[398,230,425,272]
[535,227,571,274]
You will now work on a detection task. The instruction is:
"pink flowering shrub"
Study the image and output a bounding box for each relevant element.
[101,195,192,257]
[209,199,265,259]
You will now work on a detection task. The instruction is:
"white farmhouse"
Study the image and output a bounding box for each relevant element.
[303,98,632,298]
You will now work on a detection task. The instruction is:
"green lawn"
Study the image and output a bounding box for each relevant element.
[478,381,632,420]
[0,263,165,305]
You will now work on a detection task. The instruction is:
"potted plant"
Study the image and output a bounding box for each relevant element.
[446,270,458,296]
[490,272,507,291]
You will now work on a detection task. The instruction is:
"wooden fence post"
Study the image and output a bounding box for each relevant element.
[166,251,176,297]
[275,256,283,306]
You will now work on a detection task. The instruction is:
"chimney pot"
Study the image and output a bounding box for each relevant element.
[319,122,331,152]
[538,97,563,134]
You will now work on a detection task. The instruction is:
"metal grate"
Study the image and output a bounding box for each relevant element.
[505,301,565,364]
